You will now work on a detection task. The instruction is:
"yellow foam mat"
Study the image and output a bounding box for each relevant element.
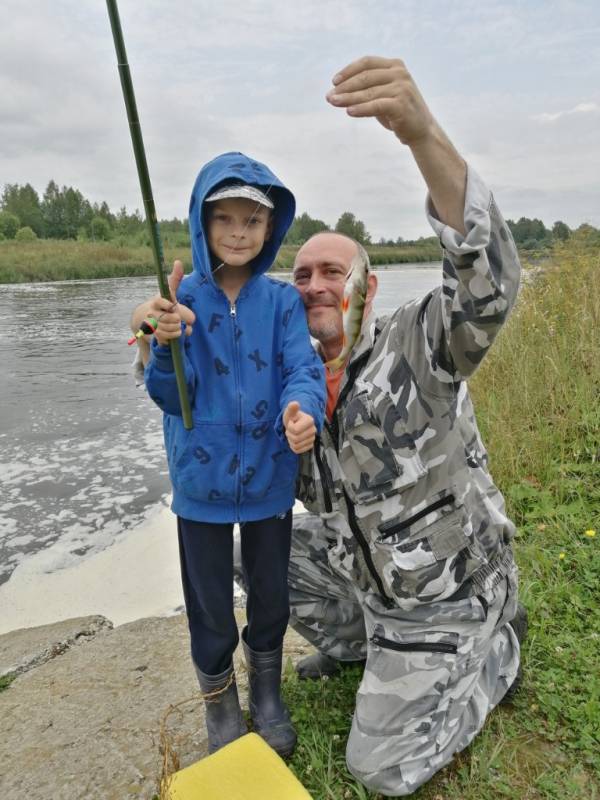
[166,733,314,800]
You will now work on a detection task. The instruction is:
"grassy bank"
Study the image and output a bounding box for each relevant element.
[283,235,600,799]
[0,239,441,283]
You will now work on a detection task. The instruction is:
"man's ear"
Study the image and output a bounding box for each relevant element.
[366,272,378,304]
[363,272,378,317]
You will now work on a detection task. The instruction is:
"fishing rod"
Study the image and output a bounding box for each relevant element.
[106,0,193,429]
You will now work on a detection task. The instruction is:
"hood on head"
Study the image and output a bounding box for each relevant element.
[188,151,296,283]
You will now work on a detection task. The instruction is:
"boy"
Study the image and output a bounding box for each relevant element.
[144,152,325,757]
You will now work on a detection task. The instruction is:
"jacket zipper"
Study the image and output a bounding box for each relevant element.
[230,302,242,519]
[343,487,393,606]
[314,424,392,605]
[323,347,394,606]
[370,633,458,655]
[314,435,333,513]
[378,493,455,540]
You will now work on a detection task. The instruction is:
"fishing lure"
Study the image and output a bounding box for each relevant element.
[325,251,369,374]
[128,316,158,345]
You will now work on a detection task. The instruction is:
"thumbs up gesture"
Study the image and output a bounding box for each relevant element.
[283,401,317,454]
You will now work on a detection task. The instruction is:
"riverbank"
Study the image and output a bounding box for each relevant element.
[0,611,313,800]
[0,239,442,283]
[1,236,598,799]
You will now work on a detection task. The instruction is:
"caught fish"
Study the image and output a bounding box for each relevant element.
[325,250,369,374]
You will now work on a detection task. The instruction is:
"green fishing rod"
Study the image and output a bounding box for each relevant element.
[106,0,193,429]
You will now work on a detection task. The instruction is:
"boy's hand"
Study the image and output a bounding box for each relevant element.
[141,261,196,346]
[283,401,317,454]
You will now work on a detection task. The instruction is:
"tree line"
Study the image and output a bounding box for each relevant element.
[0,180,596,249]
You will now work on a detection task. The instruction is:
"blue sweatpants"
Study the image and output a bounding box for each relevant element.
[177,511,292,675]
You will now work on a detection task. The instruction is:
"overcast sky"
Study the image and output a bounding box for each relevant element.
[1,0,599,239]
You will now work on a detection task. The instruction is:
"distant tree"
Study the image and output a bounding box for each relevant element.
[575,223,597,236]
[552,221,571,241]
[507,217,550,245]
[42,180,65,238]
[284,212,329,245]
[90,216,112,241]
[1,183,44,236]
[115,206,144,238]
[64,188,93,239]
[334,211,371,245]
[15,226,38,242]
[574,223,600,246]
[0,211,20,239]
[42,181,94,239]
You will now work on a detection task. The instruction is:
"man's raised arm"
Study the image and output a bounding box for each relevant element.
[326,56,520,382]
[326,56,466,234]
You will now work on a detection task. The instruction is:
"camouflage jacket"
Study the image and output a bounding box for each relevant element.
[297,166,521,610]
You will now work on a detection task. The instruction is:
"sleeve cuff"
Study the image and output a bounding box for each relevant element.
[426,163,492,254]
[150,338,175,372]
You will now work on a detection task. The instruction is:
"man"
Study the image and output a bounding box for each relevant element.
[133,57,525,796]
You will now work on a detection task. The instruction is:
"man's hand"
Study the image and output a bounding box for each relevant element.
[326,56,434,145]
[283,401,317,454]
[130,261,196,356]
[326,56,467,234]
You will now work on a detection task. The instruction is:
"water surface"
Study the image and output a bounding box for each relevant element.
[0,264,442,585]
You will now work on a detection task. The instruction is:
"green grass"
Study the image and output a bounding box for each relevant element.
[281,233,600,799]
[0,239,441,283]
[0,239,194,283]
[0,673,16,693]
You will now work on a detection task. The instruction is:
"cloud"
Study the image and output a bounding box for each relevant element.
[532,102,599,124]
[2,0,600,239]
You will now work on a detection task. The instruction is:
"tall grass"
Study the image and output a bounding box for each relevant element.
[471,236,599,496]
[0,240,193,283]
[283,232,600,799]
[0,240,441,284]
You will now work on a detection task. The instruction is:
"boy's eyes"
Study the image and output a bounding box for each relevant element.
[212,214,263,225]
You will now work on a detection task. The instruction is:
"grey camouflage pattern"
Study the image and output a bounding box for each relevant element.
[287,512,519,796]
[289,170,523,793]
[297,180,521,612]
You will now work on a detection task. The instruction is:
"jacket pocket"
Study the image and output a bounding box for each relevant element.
[339,389,427,505]
[372,494,486,608]
[355,626,458,737]
[241,419,298,501]
[170,422,237,503]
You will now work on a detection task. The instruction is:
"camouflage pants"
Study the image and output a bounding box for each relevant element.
[286,512,521,797]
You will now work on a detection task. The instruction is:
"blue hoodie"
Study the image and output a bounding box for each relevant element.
[144,152,326,523]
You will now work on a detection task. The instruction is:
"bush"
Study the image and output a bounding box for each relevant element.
[0,211,20,239]
[90,216,112,241]
[15,226,38,242]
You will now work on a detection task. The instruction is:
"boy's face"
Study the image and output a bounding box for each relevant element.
[206,197,273,267]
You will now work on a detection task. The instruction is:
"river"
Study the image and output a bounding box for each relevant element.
[0,264,442,595]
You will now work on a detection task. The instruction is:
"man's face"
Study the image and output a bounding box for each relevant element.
[206,197,272,267]
[292,233,356,344]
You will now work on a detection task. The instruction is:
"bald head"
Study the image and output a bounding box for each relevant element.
[292,231,378,357]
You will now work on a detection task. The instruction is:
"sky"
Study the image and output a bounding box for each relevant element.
[1,0,599,240]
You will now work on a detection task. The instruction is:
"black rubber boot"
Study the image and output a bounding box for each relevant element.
[501,602,529,703]
[195,662,247,754]
[242,630,297,758]
[296,651,366,680]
